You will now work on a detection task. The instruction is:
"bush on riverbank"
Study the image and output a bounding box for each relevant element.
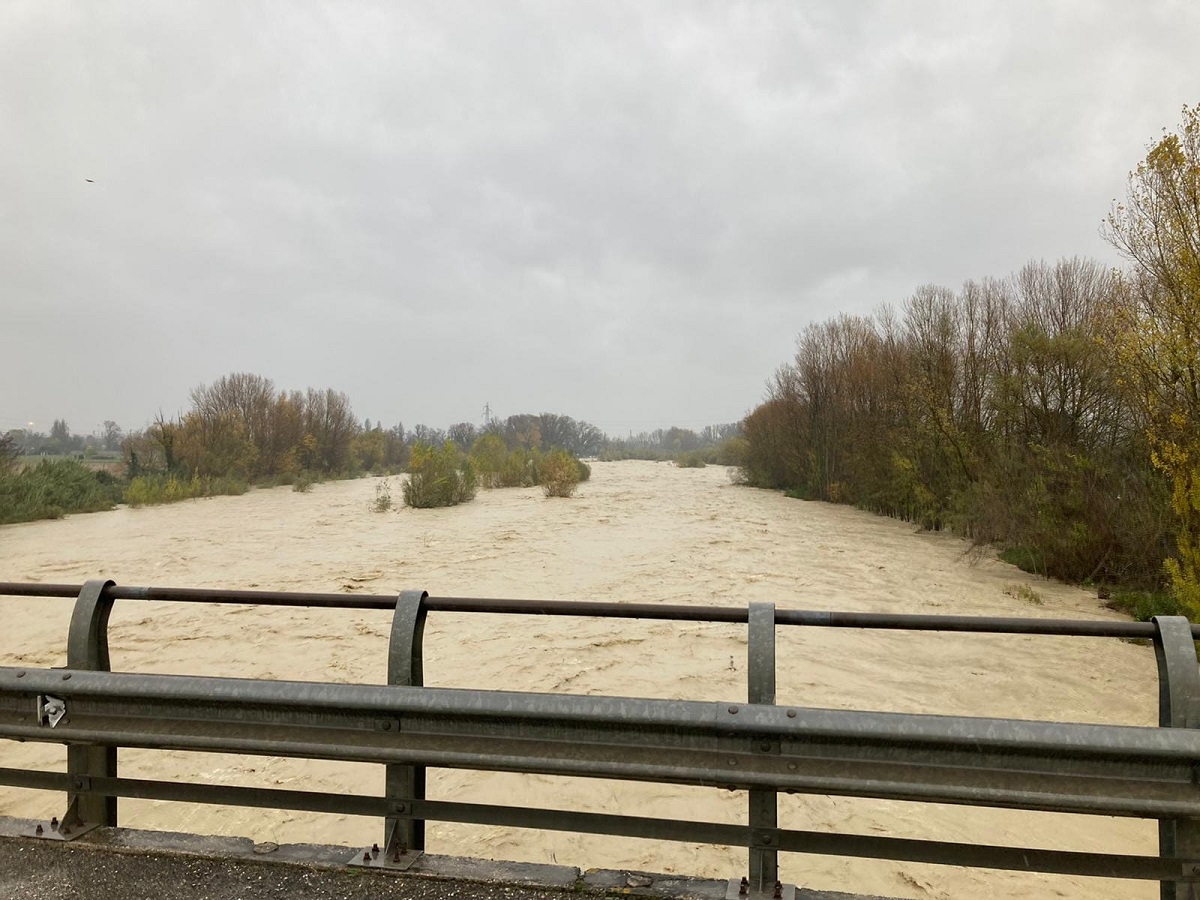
[1104,589,1187,622]
[124,473,248,507]
[0,460,122,524]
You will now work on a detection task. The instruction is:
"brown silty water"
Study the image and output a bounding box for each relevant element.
[0,460,1161,899]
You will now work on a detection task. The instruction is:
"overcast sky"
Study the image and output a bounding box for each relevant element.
[2,1,1198,438]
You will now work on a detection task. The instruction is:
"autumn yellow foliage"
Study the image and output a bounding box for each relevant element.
[1104,104,1200,613]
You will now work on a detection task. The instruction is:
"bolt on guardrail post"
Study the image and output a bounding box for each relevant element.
[385,589,428,854]
[1152,615,1200,900]
[63,579,118,829]
[748,601,779,891]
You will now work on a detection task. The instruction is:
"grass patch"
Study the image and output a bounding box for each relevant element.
[1003,583,1043,605]
[783,487,817,500]
[124,474,247,507]
[998,546,1043,575]
[1105,590,1188,622]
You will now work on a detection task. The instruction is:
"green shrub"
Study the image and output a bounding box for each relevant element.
[541,449,581,498]
[460,457,478,499]
[403,442,478,508]
[292,472,314,493]
[596,445,679,462]
[470,433,509,488]
[470,440,590,491]
[0,433,16,476]
[125,474,205,506]
[497,448,539,487]
[209,475,248,497]
[124,473,246,506]
[716,436,749,467]
[0,460,121,524]
[999,546,1042,574]
[675,451,708,468]
[1105,590,1189,622]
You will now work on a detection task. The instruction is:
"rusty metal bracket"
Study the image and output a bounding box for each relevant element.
[1153,615,1200,900]
[21,816,101,842]
[725,876,795,900]
[347,842,423,871]
[385,589,427,854]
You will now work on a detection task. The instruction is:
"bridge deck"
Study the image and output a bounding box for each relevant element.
[0,818,890,900]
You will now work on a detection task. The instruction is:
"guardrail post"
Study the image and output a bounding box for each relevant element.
[748,601,779,892]
[63,578,118,829]
[1152,615,1200,900]
[385,589,428,855]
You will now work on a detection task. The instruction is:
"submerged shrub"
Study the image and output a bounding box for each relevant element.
[123,473,246,506]
[470,437,590,491]
[125,474,204,506]
[497,448,539,487]
[470,433,508,488]
[675,451,708,468]
[541,449,582,498]
[373,478,393,512]
[403,442,477,508]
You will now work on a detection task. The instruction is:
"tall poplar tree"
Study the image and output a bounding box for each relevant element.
[1104,104,1200,610]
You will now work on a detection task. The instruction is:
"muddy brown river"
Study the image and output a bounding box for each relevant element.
[0,461,1160,899]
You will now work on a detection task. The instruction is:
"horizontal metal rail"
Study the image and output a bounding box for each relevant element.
[0,767,1190,882]
[2,666,1199,818]
[2,580,1198,892]
[0,581,1184,638]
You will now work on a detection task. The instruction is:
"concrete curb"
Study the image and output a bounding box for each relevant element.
[0,817,895,900]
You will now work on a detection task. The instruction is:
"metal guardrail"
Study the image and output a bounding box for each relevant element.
[0,580,1198,898]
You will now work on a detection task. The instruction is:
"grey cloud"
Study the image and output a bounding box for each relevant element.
[2,1,1198,436]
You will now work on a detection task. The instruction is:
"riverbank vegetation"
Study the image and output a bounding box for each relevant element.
[2,378,605,519]
[741,105,1200,617]
[597,424,744,465]
[0,453,124,525]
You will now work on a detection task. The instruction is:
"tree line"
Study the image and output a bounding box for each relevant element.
[741,105,1200,611]
[116,373,611,486]
[0,373,626,519]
